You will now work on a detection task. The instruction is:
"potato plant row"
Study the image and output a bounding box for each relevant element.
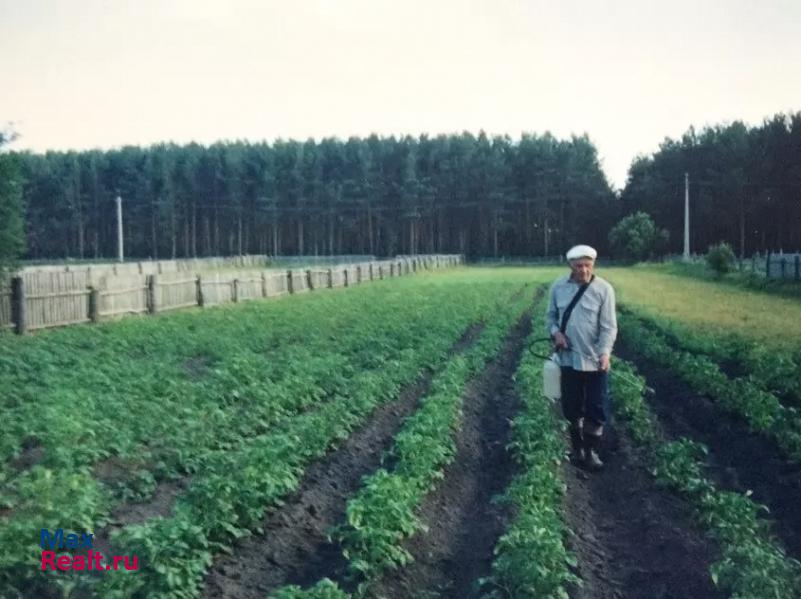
[0,275,522,596]
[485,307,578,598]
[272,285,536,597]
[620,304,801,408]
[2,282,468,488]
[91,281,527,598]
[618,314,801,462]
[610,360,801,598]
[337,287,535,592]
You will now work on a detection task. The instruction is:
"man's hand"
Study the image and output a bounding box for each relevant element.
[598,353,611,372]
[552,331,569,351]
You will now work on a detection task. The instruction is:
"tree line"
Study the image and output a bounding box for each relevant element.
[14,132,615,260]
[0,131,25,278]
[621,112,801,257]
[6,112,800,265]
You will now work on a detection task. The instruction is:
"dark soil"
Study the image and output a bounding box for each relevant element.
[93,455,158,501]
[111,478,190,528]
[562,416,724,599]
[9,443,44,472]
[7,436,45,475]
[509,283,529,302]
[183,354,214,380]
[618,308,748,380]
[200,321,486,599]
[66,476,192,599]
[91,455,190,545]
[616,339,801,564]
[369,309,532,599]
[94,455,138,485]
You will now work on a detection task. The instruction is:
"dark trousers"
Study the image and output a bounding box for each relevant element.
[561,367,608,429]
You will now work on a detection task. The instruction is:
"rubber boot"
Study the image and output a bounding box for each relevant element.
[583,433,604,471]
[569,422,584,464]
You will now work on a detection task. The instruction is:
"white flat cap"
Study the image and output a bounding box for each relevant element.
[566,245,597,261]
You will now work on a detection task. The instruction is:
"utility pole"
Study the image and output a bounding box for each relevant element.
[683,173,690,261]
[116,195,124,262]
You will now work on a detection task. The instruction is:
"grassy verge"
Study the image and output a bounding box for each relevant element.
[657,260,801,300]
[605,265,801,349]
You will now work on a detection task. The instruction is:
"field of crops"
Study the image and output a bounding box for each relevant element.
[2,265,801,598]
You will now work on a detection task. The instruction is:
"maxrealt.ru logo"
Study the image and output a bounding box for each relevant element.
[40,529,139,572]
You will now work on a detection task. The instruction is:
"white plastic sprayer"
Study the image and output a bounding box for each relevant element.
[526,339,563,399]
[527,341,654,399]
[542,352,562,400]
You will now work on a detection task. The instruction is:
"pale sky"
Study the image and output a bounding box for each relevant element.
[2,0,800,189]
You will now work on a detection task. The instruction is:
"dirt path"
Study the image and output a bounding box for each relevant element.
[563,416,723,599]
[369,309,531,599]
[616,339,801,564]
[201,322,485,599]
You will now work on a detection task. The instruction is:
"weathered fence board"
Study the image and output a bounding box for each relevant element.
[156,273,200,312]
[0,290,12,330]
[289,270,310,293]
[766,253,801,280]
[308,269,330,290]
[1,255,463,333]
[344,265,359,285]
[98,273,148,318]
[197,273,234,307]
[331,267,346,288]
[229,270,266,302]
[264,271,289,297]
[24,271,90,330]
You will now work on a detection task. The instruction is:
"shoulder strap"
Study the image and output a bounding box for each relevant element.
[560,275,595,333]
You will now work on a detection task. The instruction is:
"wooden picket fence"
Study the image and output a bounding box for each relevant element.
[2,255,463,334]
[765,253,801,280]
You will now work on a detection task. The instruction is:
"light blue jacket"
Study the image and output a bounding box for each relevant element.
[545,274,617,371]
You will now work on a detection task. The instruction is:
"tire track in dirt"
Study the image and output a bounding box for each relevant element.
[200,321,486,599]
[615,338,801,565]
[368,308,532,599]
[562,414,723,599]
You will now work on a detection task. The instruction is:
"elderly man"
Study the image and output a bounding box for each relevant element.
[546,245,617,470]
